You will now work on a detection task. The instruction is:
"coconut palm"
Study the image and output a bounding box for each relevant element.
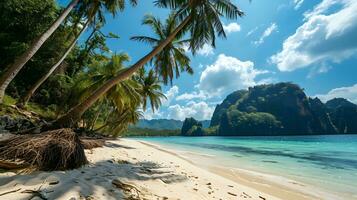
[0,0,79,103]
[131,14,193,85]
[52,0,243,128]
[0,0,138,103]
[16,19,91,107]
[78,56,163,135]
[17,20,119,107]
[135,68,166,112]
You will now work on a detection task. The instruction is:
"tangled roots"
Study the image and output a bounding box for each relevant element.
[0,128,87,171]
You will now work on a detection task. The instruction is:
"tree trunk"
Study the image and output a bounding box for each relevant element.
[17,20,90,107]
[52,16,192,128]
[70,28,98,77]
[90,110,101,131]
[0,0,80,103]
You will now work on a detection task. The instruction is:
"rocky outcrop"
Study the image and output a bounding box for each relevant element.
[181,118,205,136]
[211,83,356,136]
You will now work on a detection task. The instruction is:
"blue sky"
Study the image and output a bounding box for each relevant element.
[59,0,357,120]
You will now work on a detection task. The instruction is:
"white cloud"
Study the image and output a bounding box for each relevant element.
[161,86,179,106]
[315,84,357,104]
[256,77,276,85]
[167,101,214,121]
[142,108,163,120]
[197,54,268,98]
[176,91,206,101]
[247,26,259,36]
[197,44,214,56]
[223,23,241,34]
[183,43,214,57]
[294,0,304,10]
[254,23,278,45]
[271,0,357,72]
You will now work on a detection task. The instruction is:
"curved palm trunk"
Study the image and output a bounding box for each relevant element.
[52,16,192,128]
[17,20,90,107]
[0,0,80,103]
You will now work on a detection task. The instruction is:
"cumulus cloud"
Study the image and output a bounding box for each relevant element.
[223,23,241,34]
[167,101,214,121]
[254,23,278,45]
[176,91,206,101]
[315,84,357,104]
[271,0,357,72]
[161,86,179,106]
[197,54,268,97]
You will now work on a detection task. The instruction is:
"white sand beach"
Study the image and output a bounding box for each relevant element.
[0,139,329,200]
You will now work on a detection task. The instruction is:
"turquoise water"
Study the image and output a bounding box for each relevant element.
[133,135,357,199]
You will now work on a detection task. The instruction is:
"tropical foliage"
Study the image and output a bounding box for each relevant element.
[0,0,243,137]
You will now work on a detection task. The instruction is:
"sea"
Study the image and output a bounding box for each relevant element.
[132,135,357,199]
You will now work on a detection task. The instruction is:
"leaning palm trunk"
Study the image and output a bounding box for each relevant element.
[51,16,192,128]
[0,0,80,103]
[17,20,90,107]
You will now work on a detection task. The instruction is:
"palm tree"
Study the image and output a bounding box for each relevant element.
[16,19,91,107]
[0,0,79,103]
[78,55,164,135]
[0,0,138,103]
[135,68,166,112]
[52,0,244,128]
[17,20,119,107]
[131,14,193,85]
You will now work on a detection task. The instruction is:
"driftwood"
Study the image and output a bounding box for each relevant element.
[112,179,141,200]
[0,188,21,197]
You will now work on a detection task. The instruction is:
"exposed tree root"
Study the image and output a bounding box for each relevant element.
[0,128,87,171]
[80,137,105,149]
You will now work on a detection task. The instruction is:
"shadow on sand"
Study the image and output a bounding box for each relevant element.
[0,146,187,199]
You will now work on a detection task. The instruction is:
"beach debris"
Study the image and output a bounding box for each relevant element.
[48,180,59,185]
[206,182,212,185]
[117,160,130,164]
[0,128,87,171]
[241,192,252,198]
[21,189,48,200]
[80,137,105,149]
[228,185,234,188]
[112,179,141,200]
[0,188,21,197]
[259,196,266,200]
[228,192,238,196]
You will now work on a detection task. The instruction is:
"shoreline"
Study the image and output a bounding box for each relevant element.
[138,140,341,200]
[0,138,344,200]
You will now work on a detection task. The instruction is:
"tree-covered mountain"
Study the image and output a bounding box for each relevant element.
[325,98,357,134]
[131,119,210,131]
[131,119,183,130]
[181,118,205,136]
[181,83,357,136]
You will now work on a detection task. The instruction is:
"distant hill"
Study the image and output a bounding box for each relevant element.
[131,119,210,130]
[181,82,357,136]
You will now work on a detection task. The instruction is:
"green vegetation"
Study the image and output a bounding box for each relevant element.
[0,0,243,136]
[179,117,217,136]
[123,128,180,137]
[206,82,357,136]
